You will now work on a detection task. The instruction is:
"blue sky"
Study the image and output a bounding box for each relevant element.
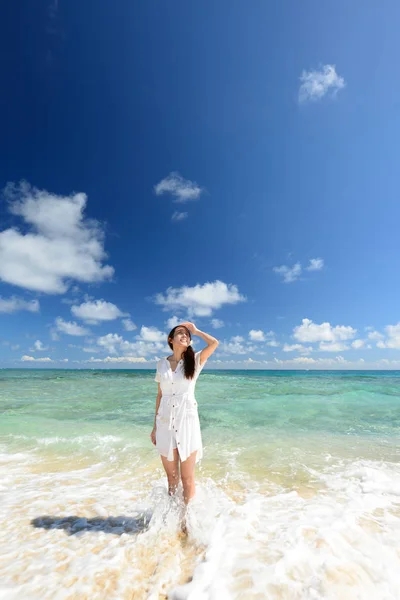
[1,0,400,369]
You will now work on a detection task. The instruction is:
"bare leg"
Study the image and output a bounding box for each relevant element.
[161,449,180,496]
[180,451,197,505]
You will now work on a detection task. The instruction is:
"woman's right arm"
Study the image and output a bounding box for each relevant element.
[150,384,162,445]
[154,384,162,426]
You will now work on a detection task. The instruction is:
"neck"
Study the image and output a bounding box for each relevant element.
[172,348,184,361]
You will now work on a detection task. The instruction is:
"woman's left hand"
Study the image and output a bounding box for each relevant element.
[180,321,199,336]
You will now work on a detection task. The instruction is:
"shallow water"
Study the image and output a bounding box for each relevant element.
[1,369,400,599]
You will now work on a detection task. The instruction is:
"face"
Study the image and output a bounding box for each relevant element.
[170,326,191,348]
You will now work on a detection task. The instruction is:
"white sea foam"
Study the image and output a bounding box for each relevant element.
[170,460,400,600]
[1,447,400,599]
[8,433,123,445]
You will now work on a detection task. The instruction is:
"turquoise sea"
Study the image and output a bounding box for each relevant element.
[1,369,400,599]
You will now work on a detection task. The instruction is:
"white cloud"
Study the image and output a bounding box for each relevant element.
[376,359,400,367]
[220,331,279,352]
[87,356,147,364]
[154,172,202,203]
[319,341,349,352]
[50,329,60,341]
[122,318,137,331]
[351,339,365,349]
[96,328,167,358]
[97,333,124,354]
[266,340,279,347]
[273,263,302,283]
[30,340,48,352]
[273,259,324,283]
[0,182,114,294]
[253,330,279,347]
[249,329,265,342]
[171,211,188,222]
[154,280,246,317]
[166,316,181,330]
[219,335,260,356]
[299,64,345,103]
[221,340,247,355]
[231,335,244,343]
[376,323,400,349]
[0,296,39,313]
[293,318,356,343]
[21,355,53,362]
[71,299,126,323]
[126,340,166,356]
[273,356,355,368]
[368,330,384,341]
[276,356,337,366]
[211,318,224,329]
[283,343,312,354]
[136,326,165,343]
[306,258,324,271]
[55,317,90,336]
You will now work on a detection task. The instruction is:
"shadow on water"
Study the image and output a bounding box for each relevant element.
[31,512,152,536]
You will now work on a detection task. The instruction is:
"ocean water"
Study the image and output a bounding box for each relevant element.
[1,368,400,599]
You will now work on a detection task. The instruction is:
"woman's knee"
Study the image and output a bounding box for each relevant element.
[181,473,195,487]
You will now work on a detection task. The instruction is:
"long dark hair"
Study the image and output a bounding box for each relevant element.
[167,325,195,379]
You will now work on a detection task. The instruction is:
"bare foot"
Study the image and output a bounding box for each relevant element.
[180,517,188,536]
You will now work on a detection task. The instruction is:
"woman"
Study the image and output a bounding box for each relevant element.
[150,321,219,504]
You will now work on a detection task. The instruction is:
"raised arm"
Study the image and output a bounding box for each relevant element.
[180,322,219,365]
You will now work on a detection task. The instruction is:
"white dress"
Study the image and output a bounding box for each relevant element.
[154,351,206,463]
